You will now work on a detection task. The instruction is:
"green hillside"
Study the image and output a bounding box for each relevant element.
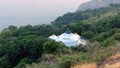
[52,4,120,25]
[0,4,120,68]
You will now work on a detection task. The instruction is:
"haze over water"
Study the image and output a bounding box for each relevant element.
[0,0,90,30]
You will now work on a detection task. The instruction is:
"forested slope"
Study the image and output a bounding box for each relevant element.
[0,4,120,68]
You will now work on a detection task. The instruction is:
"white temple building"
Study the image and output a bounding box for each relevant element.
[48,30,87,47]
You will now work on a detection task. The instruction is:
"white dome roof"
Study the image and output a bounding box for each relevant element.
[48,34,60,42]
[59,33,82,47]
[48,31,87,47]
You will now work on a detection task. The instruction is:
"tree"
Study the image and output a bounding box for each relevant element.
[82,31,94,39]
[43,40,61,54]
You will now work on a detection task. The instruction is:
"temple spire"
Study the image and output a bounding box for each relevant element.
[65,28,72,34]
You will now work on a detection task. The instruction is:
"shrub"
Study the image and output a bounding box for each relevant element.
[14,58,30,68]
[59,59,72,68]
[43,40,62,54]
[82,31,94,39]
[25,63,58,68]
[114,33,120,41]
[101,38,116,47]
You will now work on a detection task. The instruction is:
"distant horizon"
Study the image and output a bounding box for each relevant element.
[0,0,91,30]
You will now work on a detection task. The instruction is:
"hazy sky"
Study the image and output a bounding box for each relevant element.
[0,0,91,30]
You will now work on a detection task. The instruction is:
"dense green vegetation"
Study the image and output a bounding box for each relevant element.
[0,4,120,68]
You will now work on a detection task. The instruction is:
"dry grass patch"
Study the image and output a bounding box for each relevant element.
[71,63,97,68]
[99,53,120,68]
[104,62,120,68]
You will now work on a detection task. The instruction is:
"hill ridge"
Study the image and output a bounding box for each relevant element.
[77,0,120,11]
